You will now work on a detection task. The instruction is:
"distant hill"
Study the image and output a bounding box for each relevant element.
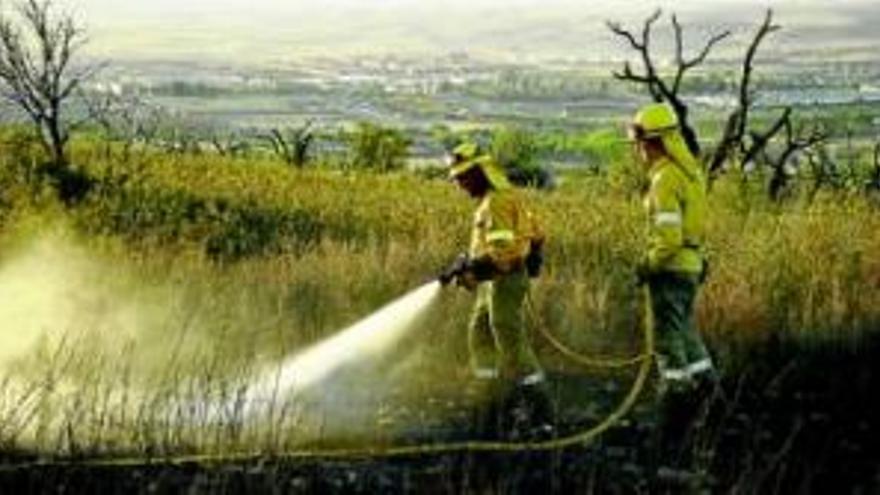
[75,0,879,65]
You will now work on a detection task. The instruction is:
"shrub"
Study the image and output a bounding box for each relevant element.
[490,125,553,188]
[345,122,411,172]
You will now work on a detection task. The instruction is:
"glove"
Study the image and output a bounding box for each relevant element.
[525,240,544,278]
[456,257,496,291]
[439,254,497,289]
[465,256,497,282]
[438,253,469,286]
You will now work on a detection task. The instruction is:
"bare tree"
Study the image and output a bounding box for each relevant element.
[608,9,730,156]
[263,121,315,168]
[82,90,172,160]
[0,0,98,173]
[707,10,781,175]
[767,116,827,200]
[868,140,880,192]
[681,9,827,190]
[81,86,119,158]
[875,142,880,185]
[805,142,840,200]
[210,129,251,158]
[609,9,828,199]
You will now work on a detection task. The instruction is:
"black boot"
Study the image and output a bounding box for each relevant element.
[468,378,509,441]
[500,381,557,441]
[655,378,720,481]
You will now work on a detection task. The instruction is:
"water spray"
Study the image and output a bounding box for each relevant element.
[0,235,656,457]
[240,281,444,418]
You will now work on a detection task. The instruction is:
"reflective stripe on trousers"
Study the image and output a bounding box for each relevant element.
[646,272,713,383]
[659,358,715,382]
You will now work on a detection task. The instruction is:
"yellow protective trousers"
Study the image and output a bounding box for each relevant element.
[467,269,542,382]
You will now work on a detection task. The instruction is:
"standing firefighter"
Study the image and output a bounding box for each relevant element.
[629,103,716,396]
[439,141,552,438]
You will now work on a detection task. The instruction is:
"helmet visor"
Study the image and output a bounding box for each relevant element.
[627,122,678,142]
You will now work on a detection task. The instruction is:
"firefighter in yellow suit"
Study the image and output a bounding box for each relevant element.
[629,101,717,419]
[440,141,552,438]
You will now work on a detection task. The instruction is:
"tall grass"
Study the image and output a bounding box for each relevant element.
[1,132,879,458]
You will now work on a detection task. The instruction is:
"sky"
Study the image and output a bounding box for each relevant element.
[58,0,879,64]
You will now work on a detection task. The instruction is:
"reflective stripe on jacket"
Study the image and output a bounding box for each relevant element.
[644,157,706,275]
[470,189,544,274]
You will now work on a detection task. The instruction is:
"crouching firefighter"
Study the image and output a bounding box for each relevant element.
[629,103,717,404]
[439,141,553,439]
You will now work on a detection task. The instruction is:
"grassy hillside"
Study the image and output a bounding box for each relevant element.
[1,130,879,490]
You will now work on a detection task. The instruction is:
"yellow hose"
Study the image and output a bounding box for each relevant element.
[526,294,649,369]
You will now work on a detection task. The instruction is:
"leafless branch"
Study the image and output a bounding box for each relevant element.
[778,118,826,167]
[735,9,781,151]
[0,0,97,171]
[608,9,664,101]
[672,15,731,94]
[874,141,880,177]
[608,10,730,157]
[209,131,249,157]
[741,106,792,168]
[262,121,314,168]
[868,141,880,190]
[708,8,782,177]
[768,114,827,199]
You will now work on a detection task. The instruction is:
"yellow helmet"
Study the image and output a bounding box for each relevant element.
[629,102,704,183]
[628,102,679,141]
[447,142,481,179]
[447,141,512,190]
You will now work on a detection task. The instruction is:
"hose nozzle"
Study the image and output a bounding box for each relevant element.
[438,253,469,286]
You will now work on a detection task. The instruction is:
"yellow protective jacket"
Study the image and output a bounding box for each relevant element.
[470,188,544,275]
[644,157,707,276]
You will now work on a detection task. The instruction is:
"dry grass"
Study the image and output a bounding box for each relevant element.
[1,135,879,459]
